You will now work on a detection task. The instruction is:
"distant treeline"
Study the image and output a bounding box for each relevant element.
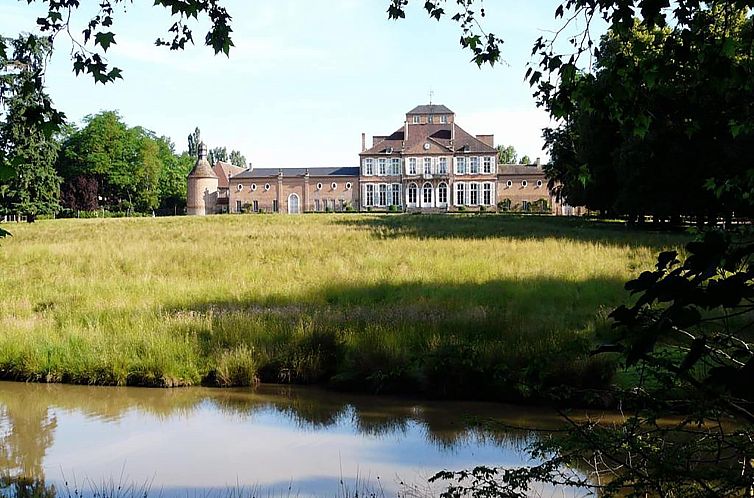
[0,111,245,217]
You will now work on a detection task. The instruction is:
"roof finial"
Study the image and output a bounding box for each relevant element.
[198,141,207,160]
[429,89,434,105]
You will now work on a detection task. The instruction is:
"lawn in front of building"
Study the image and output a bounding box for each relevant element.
[0,214,689,400]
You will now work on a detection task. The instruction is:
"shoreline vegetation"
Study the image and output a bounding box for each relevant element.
[0,214,689,403]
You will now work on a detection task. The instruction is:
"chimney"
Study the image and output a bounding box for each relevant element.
[451,122,456,147]
[535,157,541,167]
[361,133,366,152]
[475,135,495,147]
[404,120,409,150]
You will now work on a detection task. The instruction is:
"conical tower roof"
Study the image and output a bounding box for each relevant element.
[187,142,218,179]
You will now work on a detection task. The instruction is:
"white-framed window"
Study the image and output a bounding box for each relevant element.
[422,182,433,205]
[536,180,543,188]
[440,115,448,124]
[423,157,432,175]
[483,157,492,174]
[437,157,448,175]
[438,183,448,205]
[272,199,278,212]
[522,180,528,188]
[363,158,373,176]
[378,158,387,176]
[469,183,479,205]
[253,200,259,212]
[455,157,466,175]
[391,184,401,206]
[264,183,271,191]
[346,182,352,190]
[251,183,257,191]
[413,115,420,124]
[314,199,320,212]
[316,182,323,190]
[378,184,388,206]
[408,158,417,175]
[237,184,243,191]
[428,115,434,124]
[391,158,401,176]
[455,183,465,205]
[331,182,338,190]
[365,184,375,206]
[506,180,513,188]
[408,183,418,204]
[483,183,492,205]
[470,157,480,174]
[236,200,242,212]
[522,200,530,212]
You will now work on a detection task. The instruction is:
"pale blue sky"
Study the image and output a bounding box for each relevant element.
[0,1,605,167]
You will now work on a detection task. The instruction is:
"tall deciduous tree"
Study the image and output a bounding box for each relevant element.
[57,112,178,213]
[0,35,61,217]
[496,145,517,164]
[229,150,246,168]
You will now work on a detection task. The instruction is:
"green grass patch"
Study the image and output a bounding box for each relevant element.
[0,214,690,400]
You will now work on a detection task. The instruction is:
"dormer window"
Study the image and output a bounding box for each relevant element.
[386,147,394,154]
[428,115,434,124]
[413,115,420,124]
[440,115,448,124]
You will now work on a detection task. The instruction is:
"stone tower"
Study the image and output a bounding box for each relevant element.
[186,142,218,216]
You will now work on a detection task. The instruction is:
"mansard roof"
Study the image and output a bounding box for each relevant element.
[407,104,453,115]
[361,123,497,155]
[231,167,359,180]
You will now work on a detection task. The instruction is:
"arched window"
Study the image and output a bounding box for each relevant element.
[437,183,448,205]
[408,183,418,204]
[422,182,433,205]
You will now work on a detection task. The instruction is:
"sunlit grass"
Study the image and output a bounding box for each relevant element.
[0,214,689,399]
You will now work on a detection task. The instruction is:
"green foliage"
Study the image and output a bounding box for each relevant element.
[496,144,517,164]
[0,35,61,217]
[208,146,227,164]
[228,150,246,168]
[543,8,754,220]
[57,112,189,213]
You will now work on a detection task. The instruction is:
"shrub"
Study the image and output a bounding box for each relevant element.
[388,204,399,213]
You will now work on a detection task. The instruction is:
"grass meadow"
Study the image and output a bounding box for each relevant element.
[0,214,690,400]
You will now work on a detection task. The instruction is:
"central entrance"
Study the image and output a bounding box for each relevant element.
[288,193,300,214]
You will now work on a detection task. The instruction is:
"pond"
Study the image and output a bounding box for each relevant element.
[0,381,588,497]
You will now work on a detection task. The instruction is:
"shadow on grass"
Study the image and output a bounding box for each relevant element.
[167,276,627,401]
[333,214,691,247]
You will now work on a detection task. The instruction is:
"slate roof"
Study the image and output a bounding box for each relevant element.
[498,164,546,176]
[231,167,359,180]
[361,123,497,155]
[407,104,453,115]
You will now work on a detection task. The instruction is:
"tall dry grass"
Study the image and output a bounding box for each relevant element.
[0,214,688,399]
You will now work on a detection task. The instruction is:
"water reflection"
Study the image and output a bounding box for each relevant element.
[0,382,574,497]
